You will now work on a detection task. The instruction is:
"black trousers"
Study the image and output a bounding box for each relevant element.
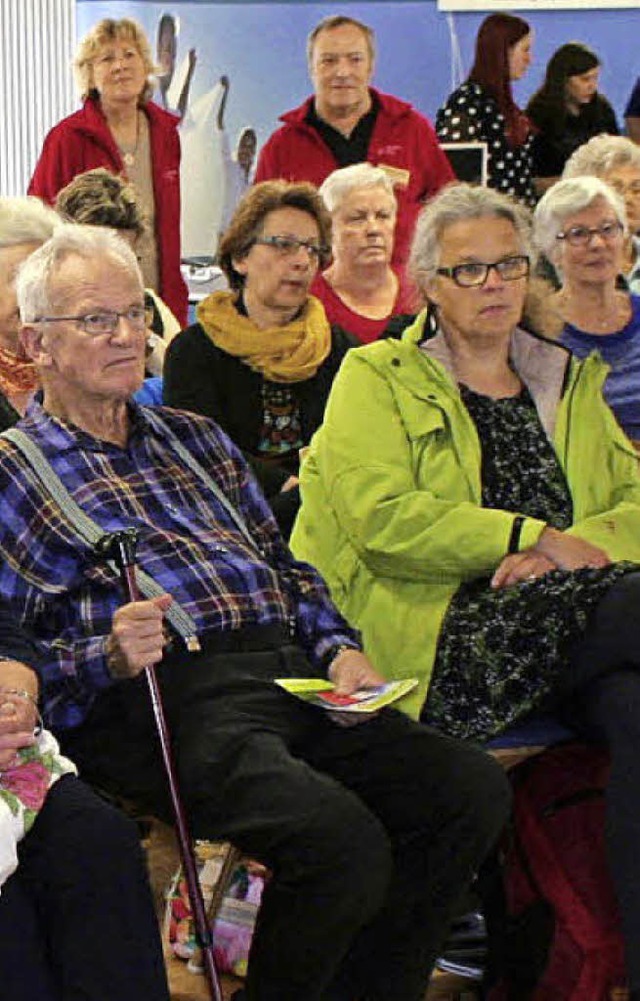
[63,629,510,1001]
[563,574,640,993]
[0,774,169,1001]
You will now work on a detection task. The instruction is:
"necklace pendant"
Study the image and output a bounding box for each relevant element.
[123,151,135,167]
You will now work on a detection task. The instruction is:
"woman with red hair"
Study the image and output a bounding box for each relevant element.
[436,13,535,206]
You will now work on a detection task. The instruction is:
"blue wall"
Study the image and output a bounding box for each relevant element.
[77,1,640,149]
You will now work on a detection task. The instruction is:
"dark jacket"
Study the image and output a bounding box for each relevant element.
[163,322,355,531]
[527,93,619,179]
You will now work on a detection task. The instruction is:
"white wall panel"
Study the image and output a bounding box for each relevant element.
[0,0,76,196]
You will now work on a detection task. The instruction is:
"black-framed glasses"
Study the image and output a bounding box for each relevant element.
[253,235,326,262]
[436,255,530,288]
[555,221,623,247]
[35,305,148,337]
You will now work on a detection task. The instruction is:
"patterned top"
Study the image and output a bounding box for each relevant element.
[257,382,303,456]
[436,81,536,207]
[0,401,360,730]
[422,384,633,741]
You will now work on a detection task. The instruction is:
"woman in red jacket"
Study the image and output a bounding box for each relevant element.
[28,17,188,325]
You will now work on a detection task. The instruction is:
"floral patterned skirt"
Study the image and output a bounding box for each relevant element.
[421,561,638,742]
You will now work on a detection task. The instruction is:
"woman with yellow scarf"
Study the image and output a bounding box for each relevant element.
[163,181,355,535]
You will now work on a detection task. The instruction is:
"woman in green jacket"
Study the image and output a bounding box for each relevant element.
[292,182,640,995]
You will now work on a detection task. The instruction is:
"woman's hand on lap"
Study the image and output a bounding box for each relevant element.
[534,527,610,571]
[491,550,555,589]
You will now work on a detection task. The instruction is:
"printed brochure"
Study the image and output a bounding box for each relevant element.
[275,677,418,713]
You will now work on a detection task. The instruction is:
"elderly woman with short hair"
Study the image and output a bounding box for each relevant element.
[533,175,640,441]
[164,179,355,535]
[563,134,640,291]
[312,163,416,343]
[0,197,59,424]
[292,182,640,994]
[28,17,188,324]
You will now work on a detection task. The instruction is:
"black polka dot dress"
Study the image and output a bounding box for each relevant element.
[436,81,536,207]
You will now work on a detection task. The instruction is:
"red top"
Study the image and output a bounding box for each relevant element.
[28,97,188,325]
[310,270,417,344]
[255,88,454,269]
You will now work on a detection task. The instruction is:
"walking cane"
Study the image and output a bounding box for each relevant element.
[97,529,223,1001]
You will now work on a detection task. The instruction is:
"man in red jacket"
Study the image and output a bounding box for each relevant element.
[254,14,454,267]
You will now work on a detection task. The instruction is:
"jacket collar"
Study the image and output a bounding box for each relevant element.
[279,87,413,127]
[73,96,178,139]
[398,311,574,440]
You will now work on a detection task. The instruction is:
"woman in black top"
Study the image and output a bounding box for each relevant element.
[436,12,536,207]
[527,42,619,197]
[164,180,354,536]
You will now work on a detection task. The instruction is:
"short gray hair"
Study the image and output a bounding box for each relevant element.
[409,183,533,287]
[563,135,640,181]
[307,15,375,67]
[0,197,59,249]
[533,176,626,262]
[17,223,142,323]
[319,163,396,214]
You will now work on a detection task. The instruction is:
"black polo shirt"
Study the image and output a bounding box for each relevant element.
[306,93,379,166]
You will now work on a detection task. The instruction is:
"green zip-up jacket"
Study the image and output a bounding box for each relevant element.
[291,313,640,719]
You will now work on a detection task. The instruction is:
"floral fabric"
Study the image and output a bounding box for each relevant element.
[0,728,76,889]
[422,385,635,741]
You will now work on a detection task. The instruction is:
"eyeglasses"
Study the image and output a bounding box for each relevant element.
[252,235,326,262]
[436,255,530,288]
[555,221,623,247]
[35,305,148,337]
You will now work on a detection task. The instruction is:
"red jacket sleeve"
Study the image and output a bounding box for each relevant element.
[254,133,281,183]
[28,126,74,203]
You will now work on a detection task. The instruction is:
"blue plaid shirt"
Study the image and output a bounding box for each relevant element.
[0,401,360,729]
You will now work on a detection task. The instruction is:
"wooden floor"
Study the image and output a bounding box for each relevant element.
[147,820,481,1000]
[166,953,480,1001]
[166,952,243,1000]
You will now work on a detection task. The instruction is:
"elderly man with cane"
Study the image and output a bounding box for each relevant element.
[0,223,509,1001]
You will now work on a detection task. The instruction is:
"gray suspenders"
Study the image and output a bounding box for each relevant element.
[2,413,267,651]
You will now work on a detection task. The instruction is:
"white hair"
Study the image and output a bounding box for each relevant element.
[0,197,60,249]
[319,163,396,214]
[409,183,533,289]
[16,223,143,323]
[563,135,640,181]
[533,176,626,264]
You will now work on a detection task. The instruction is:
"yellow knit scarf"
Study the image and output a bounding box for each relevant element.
[196,291,331,384]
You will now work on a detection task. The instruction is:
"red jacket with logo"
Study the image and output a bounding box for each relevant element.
[28,97,188,325]
[255,88,454,267]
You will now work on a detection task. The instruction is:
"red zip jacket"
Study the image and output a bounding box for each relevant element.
[255,88,455,268]
[28,97,188,325]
